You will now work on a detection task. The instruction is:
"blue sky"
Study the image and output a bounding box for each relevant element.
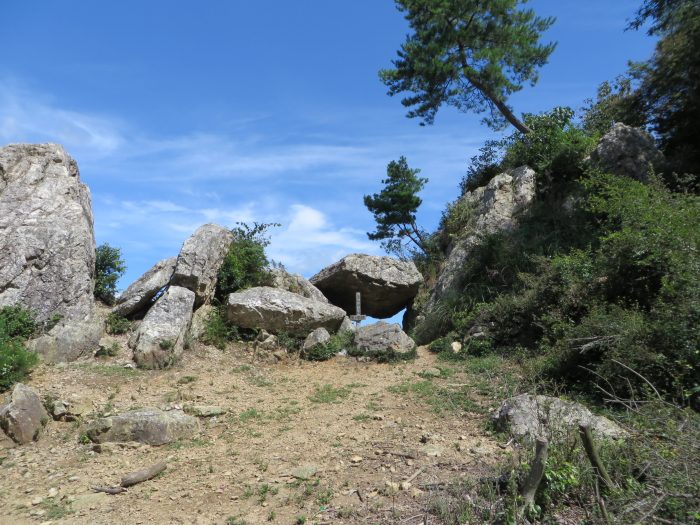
[1,1,655,291]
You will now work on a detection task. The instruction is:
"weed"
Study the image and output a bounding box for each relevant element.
[177,375,197,385]
[352,414,370,422]
[158,339,174,350]
[309,384,351,404]
[239,408,263,422]
[105,313,130,335]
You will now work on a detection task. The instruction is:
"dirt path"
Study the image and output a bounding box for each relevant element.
[0,341,507,525]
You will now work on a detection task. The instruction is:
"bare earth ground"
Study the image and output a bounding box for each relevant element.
[0,339,510,525]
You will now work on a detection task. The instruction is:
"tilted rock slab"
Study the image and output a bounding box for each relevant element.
[226,287,346,336]
[86,408,198,445]
[270,268,328,303]
[415,166,536,339]
[129,286,195,369]
[0,383,48,445]
[492,394,625,442]
[112,256,177,318]
[353,321,416,356]
[171,223,233,307]
[310,254,423,318]
[0,143,96,324]
[589,123,664,182]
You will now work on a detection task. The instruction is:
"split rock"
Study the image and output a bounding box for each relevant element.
[112,257,176,318]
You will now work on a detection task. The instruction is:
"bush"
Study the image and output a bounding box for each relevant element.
[200,307,239,350]
[0,306,39,391]
[302,331,353,361]
[95,243,126,305]
[215,222,278,302]
[105,313,130,335]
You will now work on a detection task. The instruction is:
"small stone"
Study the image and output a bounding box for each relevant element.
[291,464,318,480]
[31,497,43,505]
[451,341,462,353]
[384,481,400,495]
[399,481,412,491]
[423,445,443,457]
[349,455,363,464]
[372,414,384,421]
[410,488,423,499]
[68,476,80,482]
[47,488,58,498]
[185,405,226,418]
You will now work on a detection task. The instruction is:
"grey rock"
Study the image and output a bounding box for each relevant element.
[302,327,331,352]
[171,224,233,308]
[353,321,416,357]
[226,287,346,336]
[27,314,104,363]
[589,123,664,181]
[270,268,328,303]
[0,384,49,445]
[310,254,423,318]
[86,408,198,445]
[47,396,91,422]
[112,257,176,318]
[338,317,355,333]
[129,286,195,369]
[492,394,625,442]
[0,144,96,324]
[416,166,536,342]
[291,464,318,480]
[189,304,214,341]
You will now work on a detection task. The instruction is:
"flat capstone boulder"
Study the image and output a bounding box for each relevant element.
[310,254,423,318]
[112,256,177,318]
[171,224,233,308]
[492,394,626,442]
[86,408,198,445]
[0,383,48,445]
[353,321,416,357]
[129,286,195,369]
[226,287,346,337]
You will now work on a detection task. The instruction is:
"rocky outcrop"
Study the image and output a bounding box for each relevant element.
[353,322,416,357]
[0,144,96,325]
[27,315,103,363]
[270,268,328,303]
[0,384,48,445]
[310,254,423,318]
[129,286,195,369]
[171,224,233,308]
[413,166,536,339]
[302,327,331,352]
[112,257,176,318]
[47,396,91,422]
[86,408,198,445]
[492,394,625,442]
[226,287,346,336]
[589,123,664,181]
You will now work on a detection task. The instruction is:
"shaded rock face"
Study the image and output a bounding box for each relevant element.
[27,315,103,363]
[310,254,423,318]
[589,123,664,181]
[0,144,96,324]
[0,383,48,445]
[226,287,346,337]
[86,408,198,445]
[171,224,233,308]
[302,327,331,352]
[353,321,416,356]
[492,394,625,442]
[413,166,536,341]
[113,257,176,318]
[129,286,195,369]
[270,268,328,303]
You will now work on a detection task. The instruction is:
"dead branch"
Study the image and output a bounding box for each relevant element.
[120,461,167,487]
[91,486,127,495]
[520,437,548,512]
[579,425,614,492]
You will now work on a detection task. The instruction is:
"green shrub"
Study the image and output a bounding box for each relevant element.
[95,243,126,305]
[215,222,278,301]
[303,331,353,361]
[201,307,239,350]
[0,337,38,391]
[0,305,37,340]
[105,313,130,335]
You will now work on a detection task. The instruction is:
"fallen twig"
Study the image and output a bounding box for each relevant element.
[405,468,424,484]
[91,486,127,495]
[121,461,167,487]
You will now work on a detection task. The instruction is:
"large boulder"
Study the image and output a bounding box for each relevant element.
[310,254,423,318]
[492,394,625,442]
[112,257,176,318]
[413,166,536,340]
[0,144,96,324]
[171,224,233,308]
[226,287,346,336]
[86,408,198,445]
[353,321,416,357]
[589,123,664,181]
[27,315,103,363]
[270,268,328,303]
[0,383,48,445]
[129,286,195,369]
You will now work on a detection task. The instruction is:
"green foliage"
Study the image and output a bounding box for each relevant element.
[381,0,556,133]
[364,156,430,258]
[201,307,239,350]
[308,384,352,404]
[105,313,130,335]
[302,330,353,361]
[215,222,278,302]
[581,76,646,137]
[94,243,126,305]
[0,306,39,391]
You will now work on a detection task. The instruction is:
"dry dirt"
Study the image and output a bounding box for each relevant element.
[0,339,509,525]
